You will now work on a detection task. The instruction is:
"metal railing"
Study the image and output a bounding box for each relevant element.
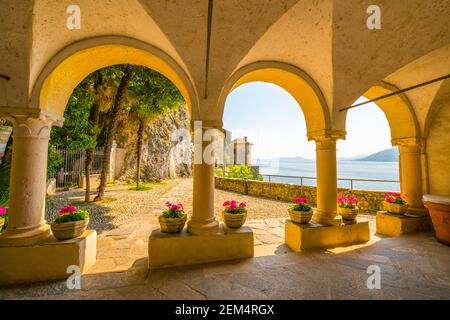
[48,146,104,188]
[259,174,400,192]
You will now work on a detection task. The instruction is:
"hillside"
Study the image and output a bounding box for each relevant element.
[357,147,398,162]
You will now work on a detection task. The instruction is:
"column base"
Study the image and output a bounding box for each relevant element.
[187,218,220,235]
[148,224,254,269]
[407,206,429,217]
[0,223,53,247]
[375,211,431,237]
[285,218,370,251]
[312,210,343,226]
[0,230,97,286]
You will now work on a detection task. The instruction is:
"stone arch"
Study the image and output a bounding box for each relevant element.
[340,81,420,144]
[30,36,199,119]
[217,61,331,135]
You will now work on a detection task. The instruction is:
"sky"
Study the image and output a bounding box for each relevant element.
[223,82,392,160]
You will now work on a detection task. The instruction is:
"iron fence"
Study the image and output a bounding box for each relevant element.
[260,174,400,192]
[48,146,104,188]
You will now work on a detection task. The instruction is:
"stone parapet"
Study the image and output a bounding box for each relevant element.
[215,177,388,212]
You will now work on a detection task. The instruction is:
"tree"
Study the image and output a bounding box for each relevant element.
[84,71,103,202]
[127,67,184,189]
[94,64,136,201]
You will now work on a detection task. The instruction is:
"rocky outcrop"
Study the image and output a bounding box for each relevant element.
[119,104,192,181]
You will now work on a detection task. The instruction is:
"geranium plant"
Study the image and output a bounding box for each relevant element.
[384,192,406,205]
[338,195,358,209]
[162,201,185,218]
[54,205,90,224]
[290,198,312,212]
[223,200,247,214]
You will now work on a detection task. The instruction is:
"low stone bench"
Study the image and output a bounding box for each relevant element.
[375,211,431,237]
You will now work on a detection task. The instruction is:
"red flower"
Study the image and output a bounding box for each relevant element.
[59,205,77,215]
[239,202,247,208]
[294,197,308,204]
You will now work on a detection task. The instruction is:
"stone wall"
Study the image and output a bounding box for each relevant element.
[118,104,192,182]
[215,177,388,213]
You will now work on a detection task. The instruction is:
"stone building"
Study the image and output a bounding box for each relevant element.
[0,0,449,285]
[231,137,252,166]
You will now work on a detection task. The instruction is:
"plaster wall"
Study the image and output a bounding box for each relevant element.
[427,101,450,196]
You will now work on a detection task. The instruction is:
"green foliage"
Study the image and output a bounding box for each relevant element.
[0,215,8,232]
[227,165,254,179]
[50,75,100,151]
[127,67,184,123]
[162,209,185,218]
[47,144,64,177]
[128,183,153,191]
[54,210,90,224]
[289,203,312,212]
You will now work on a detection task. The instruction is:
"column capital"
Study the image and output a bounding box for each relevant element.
[308,129,346,149]
[0,108,64,139]
[392,137,423,152]
[307,129,346,142]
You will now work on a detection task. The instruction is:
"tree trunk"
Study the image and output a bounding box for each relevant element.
[85,71,102,202]
[95,64,135,201]
[136,118,145,189]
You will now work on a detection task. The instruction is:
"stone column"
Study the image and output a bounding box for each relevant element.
[0,110,63,246]
[394,138,428,216]
[309,130,345,226]
[187,122,220,235]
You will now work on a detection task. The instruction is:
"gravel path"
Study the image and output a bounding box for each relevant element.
[45,178,295,233]
[45,180,181,233]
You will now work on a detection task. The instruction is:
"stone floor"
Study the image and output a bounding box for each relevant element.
[1,179,449,299]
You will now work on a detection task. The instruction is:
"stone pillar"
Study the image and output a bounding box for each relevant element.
[187,122,219,235]
[308,130,345,226]
[394,138,428,216]
[0,110,63,246]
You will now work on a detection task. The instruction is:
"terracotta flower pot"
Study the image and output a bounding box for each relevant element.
[423,194,450,246]
[51,218,89,240]
[383,201,408,214]
[222,211,247,229]
[159,214,187,233]
[338,207,359,221]
[288,207,313,224]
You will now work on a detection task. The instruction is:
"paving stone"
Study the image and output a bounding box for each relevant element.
[3,178,450,300]
[255,233,283,244]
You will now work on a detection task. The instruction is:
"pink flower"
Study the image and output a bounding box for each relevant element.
[223,201,230,206]
[165,201,172,207]
[229,203,237,210]
[0,207,7,216]
[239,202,247,208]
[170,204,181,211]
[386,197,393,203]
[59,205,77,215]
[294,198,308,204]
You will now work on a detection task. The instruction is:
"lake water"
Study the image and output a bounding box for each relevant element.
[255,158,399,191]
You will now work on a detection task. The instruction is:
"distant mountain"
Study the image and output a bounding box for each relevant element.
[338,154,367,160]
[356,148,398,162]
